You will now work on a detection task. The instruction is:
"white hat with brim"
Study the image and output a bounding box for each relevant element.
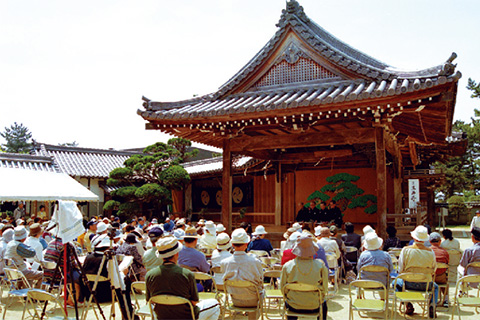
[411,225,429,242]
[156,236,183,259]
[363,225,375,236]
[231,228,250,244]
[253,225,267,236]
[364,233,383,250]
[292,234,319,258]
[292,222,302,231]
[14,226,28,241]
[96,222,108,233]
[216,224,226,233]
[216,233,231,250]
[205,221,216,235]
[314,226,322,237]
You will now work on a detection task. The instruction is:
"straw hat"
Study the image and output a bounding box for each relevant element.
[292,233,319,258]
[156,237,183,259]
[216,224,226,233]
[253,225,267,236]
[231,228,250,244]
[216,233,231,250]
[14,226,27,241]
[363,225,375,236]
[410,225,429,242]
[29,223,44,237]
[205,221,216,235]
[96,222,108,233]
[363,233,383,250]
[182,226,200,239]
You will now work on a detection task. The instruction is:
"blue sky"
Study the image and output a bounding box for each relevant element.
[0,0,478,150]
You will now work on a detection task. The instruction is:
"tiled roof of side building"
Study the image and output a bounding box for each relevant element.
[0,152,58,172]
[32,143,142,179]
[182,156,253,176]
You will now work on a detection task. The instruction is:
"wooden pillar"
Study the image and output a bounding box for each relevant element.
[426,187,436,227]
[393,177,403,225]
[185,184,192,213]
[375,126,387,239]
[275,163,282,226]
[222,139,233,233]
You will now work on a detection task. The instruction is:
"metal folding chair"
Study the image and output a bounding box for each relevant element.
[451,274,480,320]
[131,281,151,320]
[23,289,75,320]
[224,279,264,320]
[436,262,450,306]
[391,272,435,319]
[148,294,196,320]
[281,282,324,320]
[3,268,32,320]
[349,280,388,320]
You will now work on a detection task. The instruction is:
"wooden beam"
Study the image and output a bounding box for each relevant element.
[375,126,387,239]
[409,141,420,168]
[275,163,282,226]
[222,139,233,232]
[242,149,353,162]
[230,128,374,152]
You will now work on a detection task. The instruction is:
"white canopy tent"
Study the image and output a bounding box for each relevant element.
[0,167,99,201]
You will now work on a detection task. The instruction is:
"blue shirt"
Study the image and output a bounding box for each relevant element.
[247,238,273,254]
[177,246,210,273]
[313,245,329,269]
[357,249,393,287]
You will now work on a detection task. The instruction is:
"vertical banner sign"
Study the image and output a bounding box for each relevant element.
[408,179,420,208]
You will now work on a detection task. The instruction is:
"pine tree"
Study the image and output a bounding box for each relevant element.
[0,122,33,153]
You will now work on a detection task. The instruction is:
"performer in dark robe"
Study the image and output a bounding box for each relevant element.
[328,200,343,228]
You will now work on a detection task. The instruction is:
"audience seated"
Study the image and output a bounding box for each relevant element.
[199,221,217,250]
[459,226,480,277]
[247,225,273,254]
[143,226,164,272]
[383,225,402,251]
[429,232,449,307]
[178,227,210,273]
[280,233,328,320]
[210,233,232,289]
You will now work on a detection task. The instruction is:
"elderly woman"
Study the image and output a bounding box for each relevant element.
[280,233,329,320]
[117,233,147,281]
[211,233,233,289]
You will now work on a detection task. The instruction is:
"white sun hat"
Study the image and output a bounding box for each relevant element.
[363,232,383,251]
[156,236,183,259]
[253,225,267,236]
[96,222,108,234]
[411,225,429,242]
[292,222,302,231]
[231,228,250,244]
[216,224,226,233]
[205,221,216,235]
[363,225,375,236]
[216,233,231,250]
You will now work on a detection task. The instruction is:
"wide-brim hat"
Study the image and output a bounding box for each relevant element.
[14,226,27,241]
[292,222,302,231]
[411,225,429,242]
[363,225,375,236]
[231,228,250,244]
[216,224,226,233]
[314,226,322,237]
[156,236,183,259]
[96,222,108,233]
[283,227,297,240]
[29,223,44,237]
[205,221,216,235]
[364,233,383,250]
[182,226,200,239]
[292,234,319,258]
[216,233,231,250]
[253,225,267,236]
[319,227,330,237]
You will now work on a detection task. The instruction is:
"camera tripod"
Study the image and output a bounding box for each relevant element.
[82,235,133,320]
[41,241,106,320]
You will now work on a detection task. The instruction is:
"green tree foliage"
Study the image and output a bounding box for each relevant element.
[447,195,466,220]
[103,138,197,217]
[0,122,33,153]
[436,78,480,199]
[306,173,377,214]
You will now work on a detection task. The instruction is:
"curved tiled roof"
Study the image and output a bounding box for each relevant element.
[0,153,58,172]
[33,143,141,178]
[139,0,460,122]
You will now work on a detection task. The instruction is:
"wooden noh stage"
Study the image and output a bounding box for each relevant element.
[138,0,465,238]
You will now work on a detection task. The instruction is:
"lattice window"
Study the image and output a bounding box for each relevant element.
[254,57,337,87]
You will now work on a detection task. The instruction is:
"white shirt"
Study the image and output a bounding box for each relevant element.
[24,236,43,263]
[471,216,480,229]
[211,249,232,285]
[317,237,340,259]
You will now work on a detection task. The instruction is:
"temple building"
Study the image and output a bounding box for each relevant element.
[138,0,465,237]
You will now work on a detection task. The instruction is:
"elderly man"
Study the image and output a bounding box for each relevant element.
[146,237,219,320]
[429,232,450,307]
[24,223,44,263]
[221,228,263,320]
[14,202,26,221]
[459,226,480,277]
[143,226,164,272]
[247,225,273,254]
[178,226,210,273]
[357,233,393,297]
[396,225,438,318]
[280,233,329,320]
[4,226,43,287]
